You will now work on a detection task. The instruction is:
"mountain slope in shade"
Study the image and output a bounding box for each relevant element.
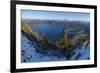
[21,33,90,63]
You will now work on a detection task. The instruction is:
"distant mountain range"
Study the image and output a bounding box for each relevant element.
[22,19,90,33]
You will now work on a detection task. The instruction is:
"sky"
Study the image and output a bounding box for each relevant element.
[21,10,90,21]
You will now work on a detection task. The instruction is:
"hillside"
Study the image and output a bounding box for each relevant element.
[21,20,90,62]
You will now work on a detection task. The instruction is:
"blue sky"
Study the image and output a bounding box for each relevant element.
[21,10,90,21]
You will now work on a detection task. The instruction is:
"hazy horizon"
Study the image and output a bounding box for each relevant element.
[21,10,90,22]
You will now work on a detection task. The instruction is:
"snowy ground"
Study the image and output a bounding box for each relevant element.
[21,33,90,63]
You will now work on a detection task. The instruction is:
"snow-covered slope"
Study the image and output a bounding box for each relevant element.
[21,33,90,63]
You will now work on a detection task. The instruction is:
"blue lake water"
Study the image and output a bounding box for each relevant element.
[32,23,65,41]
